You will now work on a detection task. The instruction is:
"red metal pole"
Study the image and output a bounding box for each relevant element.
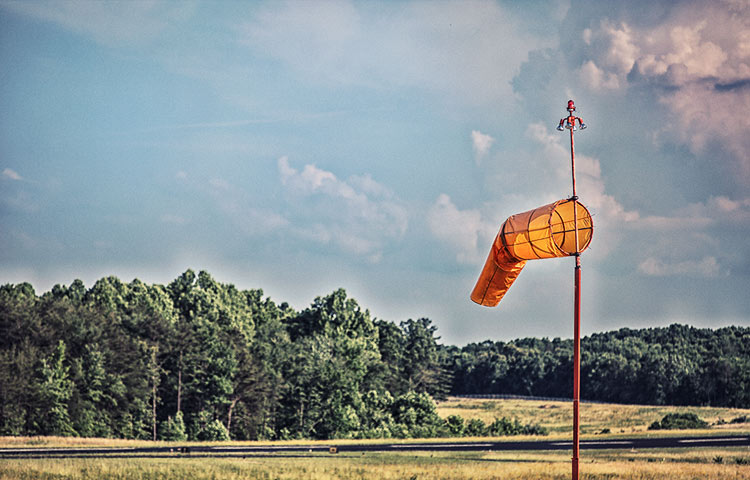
[572,259,581,480]
[569,105,581,480]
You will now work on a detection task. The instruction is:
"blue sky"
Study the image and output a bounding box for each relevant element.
[1,0,748,345]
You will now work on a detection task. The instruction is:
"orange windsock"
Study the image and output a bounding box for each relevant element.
[471,198,593,307]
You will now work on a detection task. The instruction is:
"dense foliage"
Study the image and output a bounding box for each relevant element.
[1,271,747,440]
[0,271,459,440]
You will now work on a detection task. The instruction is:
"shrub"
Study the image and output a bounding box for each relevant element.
[159,412,187,441]
[445,415,465,436]
[390,391,444,438]
[648,413,708,430]
[201,419,230,441]
[465,418,487,436]
[487,417,548,436]
[190,410,231,441]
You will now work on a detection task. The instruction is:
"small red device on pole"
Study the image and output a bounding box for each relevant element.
[558,100,587,480]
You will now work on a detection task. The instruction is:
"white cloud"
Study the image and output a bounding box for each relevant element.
[277,157,408,261]
[278,156,346,198]
[583,11,741,89]
[2,168,22,181]
[471,130,495,165]
[595,19,639,75]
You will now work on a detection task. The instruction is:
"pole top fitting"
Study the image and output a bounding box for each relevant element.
[557,100,587,132]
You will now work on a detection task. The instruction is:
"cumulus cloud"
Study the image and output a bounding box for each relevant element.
[578,59,620,90]
[578,10,743,90]
[579,20,639,82]
[471,130,495,165]
[658,82,750,179]
[279,156,347,198]
[572,2,750,182]
[277,157,408,262]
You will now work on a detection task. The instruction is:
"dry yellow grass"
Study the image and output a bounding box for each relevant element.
[436,397,750,436]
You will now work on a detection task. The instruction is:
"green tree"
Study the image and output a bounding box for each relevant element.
[374,319,405,394]
[280,289,381,439]
[69,344,111,437]
[34,340,76,436]
[0,341,39,434]
[401,318,452,399]
[167,271,256,437]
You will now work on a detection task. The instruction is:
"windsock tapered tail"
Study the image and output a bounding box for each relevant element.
[471,198,593,307]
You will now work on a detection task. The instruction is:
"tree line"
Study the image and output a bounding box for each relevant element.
[1,270,747,440]
[447,323,749,407]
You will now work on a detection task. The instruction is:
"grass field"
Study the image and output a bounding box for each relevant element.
[1,448,749,480]
[2,398,749,479]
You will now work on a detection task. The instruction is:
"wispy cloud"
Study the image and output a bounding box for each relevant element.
[2,168,22,181]
[277,156,408,262]
[204,175,289,237]
[427,193,496,265]
[239,0,544,104]
[1,0,196,48]
[638,256,723,278]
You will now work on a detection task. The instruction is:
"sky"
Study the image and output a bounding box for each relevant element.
[1,0,749,346]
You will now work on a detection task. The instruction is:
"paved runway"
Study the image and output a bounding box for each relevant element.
[1,435,748,458]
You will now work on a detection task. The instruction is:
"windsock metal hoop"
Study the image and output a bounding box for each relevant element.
[503,198,593,261]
